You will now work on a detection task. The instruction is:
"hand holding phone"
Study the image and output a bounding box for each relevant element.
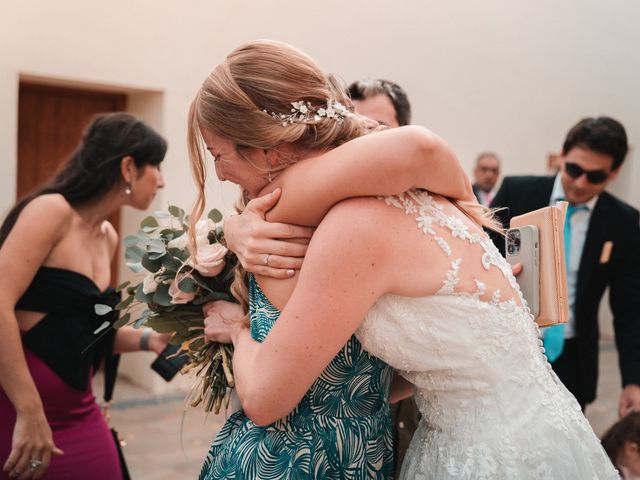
[151,344,190,382]
[505,225,540,317]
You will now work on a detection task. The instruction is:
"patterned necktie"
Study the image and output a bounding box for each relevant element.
[543,203,588,362]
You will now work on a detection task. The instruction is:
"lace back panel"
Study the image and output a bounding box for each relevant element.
[355,190,619,479]
[383,190,528,313]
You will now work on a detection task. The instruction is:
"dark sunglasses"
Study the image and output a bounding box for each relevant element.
[564,162,610,184]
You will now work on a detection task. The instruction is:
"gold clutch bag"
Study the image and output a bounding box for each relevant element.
[510,202,569,327]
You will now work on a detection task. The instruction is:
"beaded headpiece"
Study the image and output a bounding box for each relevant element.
[264,100,352,126]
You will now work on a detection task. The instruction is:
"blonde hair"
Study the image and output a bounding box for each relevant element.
[187,40,502,321]
[453,200,504,234]
[188,40,369,321]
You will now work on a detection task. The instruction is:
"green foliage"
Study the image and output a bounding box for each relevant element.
[93,320,111,335]
[125,245,145,273]
[133,309,151,328]
[148,239,166,254]
[141,216,159,229]
[208,208,223,223]
[116,280,131,293]
[95,304,113,315]
[106,205,238,413]
[115,294,134,311]
[178,276,197,293]
[123,235,139,248]
[141,253,163,273]
[137,230,152,245]
[161,253,179,271]
[134,283,152,304]
[113,312,131,329]
[153,283,173,307]
[168,205,185,219]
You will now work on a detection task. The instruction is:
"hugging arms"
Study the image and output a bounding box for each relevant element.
[204,125,479,424]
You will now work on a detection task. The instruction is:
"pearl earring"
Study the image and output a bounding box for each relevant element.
[125,183,132,195]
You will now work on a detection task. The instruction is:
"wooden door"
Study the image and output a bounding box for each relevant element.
[17,82,127,285]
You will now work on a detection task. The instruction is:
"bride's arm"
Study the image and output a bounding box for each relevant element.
[264,125,474,226]
[225,126,472,276]
[207,198,395,425]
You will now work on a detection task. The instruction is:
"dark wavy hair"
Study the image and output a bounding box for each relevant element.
[601,411,640,467]
[0,112,167,247]
[562,116,628,170]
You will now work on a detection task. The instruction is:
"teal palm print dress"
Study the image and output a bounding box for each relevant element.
[199,275,394,479]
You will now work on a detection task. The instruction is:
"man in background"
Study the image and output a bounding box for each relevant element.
[348,78,411,127]
[491,117,640,416]
[472,152,501,206]
[348,78,415,477]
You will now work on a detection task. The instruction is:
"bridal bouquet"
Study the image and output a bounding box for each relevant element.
[96,206,237,413]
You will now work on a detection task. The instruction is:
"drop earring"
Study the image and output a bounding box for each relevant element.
[124,183,132,195]
[267,160,273,183]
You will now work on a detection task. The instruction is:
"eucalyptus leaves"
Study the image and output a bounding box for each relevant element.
[95,205,237,413]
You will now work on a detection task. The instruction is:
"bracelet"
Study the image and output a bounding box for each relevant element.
[139,329,152,351]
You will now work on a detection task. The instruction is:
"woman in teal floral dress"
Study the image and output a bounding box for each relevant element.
[200,277,393,479]
[188,40,474,479]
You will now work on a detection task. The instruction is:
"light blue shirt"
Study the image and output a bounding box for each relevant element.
[549,175,598,338]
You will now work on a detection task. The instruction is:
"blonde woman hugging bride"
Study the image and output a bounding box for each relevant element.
[191,40,619,479]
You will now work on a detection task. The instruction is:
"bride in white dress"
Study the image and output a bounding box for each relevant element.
[195,40,618,479]
[356,189,616,479]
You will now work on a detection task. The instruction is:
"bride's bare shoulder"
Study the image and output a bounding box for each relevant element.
[321,196,400,225]
[313,196,413,254]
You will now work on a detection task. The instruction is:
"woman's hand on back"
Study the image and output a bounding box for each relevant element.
[224,189,314,279]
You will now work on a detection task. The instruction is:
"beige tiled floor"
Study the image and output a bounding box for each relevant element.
[98,337,622,479]
[94,380,227,479]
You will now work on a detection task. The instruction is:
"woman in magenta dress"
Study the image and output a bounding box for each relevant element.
[0,113,169,479]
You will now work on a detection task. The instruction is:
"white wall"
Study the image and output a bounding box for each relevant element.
[1,0,637,389]
[2,0,639,213]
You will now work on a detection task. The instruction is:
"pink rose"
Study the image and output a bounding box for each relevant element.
[193,243,227,277]
[169,273,196,304]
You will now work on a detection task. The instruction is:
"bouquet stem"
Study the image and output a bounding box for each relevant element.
[185,342,234,414]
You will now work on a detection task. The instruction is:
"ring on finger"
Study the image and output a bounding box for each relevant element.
[29,459,43,470]
[263,253,271,266]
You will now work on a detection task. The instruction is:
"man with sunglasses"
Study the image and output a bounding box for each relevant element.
[491,117,640,417]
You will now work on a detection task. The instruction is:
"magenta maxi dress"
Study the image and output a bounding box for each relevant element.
[0,267,122,480]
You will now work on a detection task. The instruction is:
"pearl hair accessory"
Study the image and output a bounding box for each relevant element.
[264,100,352,126]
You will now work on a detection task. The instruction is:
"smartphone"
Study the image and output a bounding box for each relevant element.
[151,344,190,382]
[505,225,540,317]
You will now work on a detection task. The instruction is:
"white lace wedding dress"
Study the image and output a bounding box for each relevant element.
[356,190,619,479]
